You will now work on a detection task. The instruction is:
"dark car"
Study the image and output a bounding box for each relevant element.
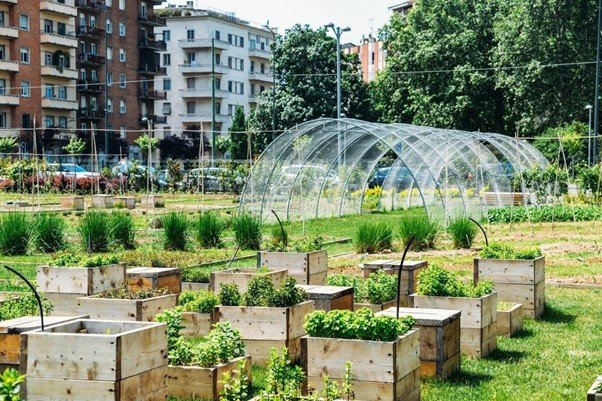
[368,167,412,189]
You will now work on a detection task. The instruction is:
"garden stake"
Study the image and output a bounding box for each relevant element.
[469,217,489,247]
[396,235,416,319]
[3,265,45,331]
[271,209,287,248]
[227,244,241,269]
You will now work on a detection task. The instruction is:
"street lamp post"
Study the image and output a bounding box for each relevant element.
[263,21,277,143]
[587,105,593,166]
[594,0,602,164]
[142,117,154,197]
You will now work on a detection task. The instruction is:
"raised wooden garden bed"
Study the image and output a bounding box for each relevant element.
[180,311,214,338]
[587,376,602,401]
[362,260,427,307]
[497,303,524,337]
[92,194,114,209]
[127,267,182,295]
[215,301,314,366]
[76,294,178,322]
[354,299,396,313]
[483,191,525,206]
[182,282,210,292]
[210,267,288,293]
[20,319,168,401]
[141,195,164,207]
[301,329,421,401]
[475,256,545,318]
[257,250,328,285]
[37,264,126,315]
[297,285,353,311]
[378,307,460,379]
[114,196,136,209]
[412,292,497,358]
[167,356,251,400]
[60,196,84,210]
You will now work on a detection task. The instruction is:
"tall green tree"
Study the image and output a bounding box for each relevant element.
[250,24,376,154]
[229,106,248,161]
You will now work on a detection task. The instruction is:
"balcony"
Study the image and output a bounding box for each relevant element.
[139,89,167,100]
[0,25,18,39]
[249,71,274,83]
[139,64,167,76]
[40,0,77,17]
[178,113,230,124]
[42,96,78,110]
[40,31,78,48]
[78,108,105,120]
[178,63,229,75]
[78,80,103,93]
[0,93,19,106]
[78,53,105,66]
[75,0,105,12]
[0,59,19,73]
[138,13,166,27]
[139,115,167,125]
[139,37,167,51]
[41,65,78,80]
[77,25,105,40]
[179,88,228,99]
[178,39,229,50]
[248,48,272,60]
[0,0,17,4]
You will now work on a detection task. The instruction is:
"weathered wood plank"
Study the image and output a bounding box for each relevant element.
[181,311,213,338]
[127,267,182,294]
[76,294,178,322]
[476,257,545,285]
[37,264,126,295]
[258,250,328,285]
[497,303,524,337]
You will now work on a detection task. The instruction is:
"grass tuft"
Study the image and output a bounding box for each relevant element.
[0,212,31,255]
[195,212,224,248]
[353,222,393,253]
[33,213,66,253]
[109,211,136,250]
[162,212,189,251]
[447,216,478,249]
[399,214,439,251]
[77,211,110,253]
[231,213,262,250]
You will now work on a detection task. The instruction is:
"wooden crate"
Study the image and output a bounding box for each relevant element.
[92,194,114,209]
[354,299,396,313]
[140,195,164,207]
[378,307,461,379]
[301,329,421,401]
[37,264,126,296]
[411,292,497,358]
[214,301,314,366]
[127,267,182,295]
[497,303,524,337]
[475,256,545,319]
[76,294,178,322]
[483,192,525,206]
[587,376,602,401]
[182,282,210,292]
[181,311,214,338]
[167,356,251,400]
[362,260,427,307]
[20,319,168,401]
[114,196,136,209]
[298,285,353,311]
[210,267,288,293]
[60,196,84,210]
[257,250,328,285]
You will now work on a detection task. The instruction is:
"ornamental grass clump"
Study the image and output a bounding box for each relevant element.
[162,212,189,251]
[196,212,224,248]
[231,213,262,250]
[447,216,478,249]
[399,214,440,251]
[77,211,110,253]
[417,264,494,298]
[109,211,136,249]
[353,222,393,253]
[0,212,31,256]
[480,243,542,260]
[33,213,66,253]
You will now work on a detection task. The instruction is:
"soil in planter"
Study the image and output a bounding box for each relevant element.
[92,287,171,299]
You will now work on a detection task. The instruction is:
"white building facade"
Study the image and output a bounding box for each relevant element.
[153,7,273,144]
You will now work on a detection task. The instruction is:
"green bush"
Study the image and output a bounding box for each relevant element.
[195,212,224,248]
[480,243,542,260]
[447,216,478,249]
[417,265,494,298]
[0,293,53,321]
[48,252,119,267]
[231,213,262,250]
[353,222,393,253]
[181,268,211,283]
[162,212,189,251]
[219,283,242,306]
[109,211,135,249]
[219,277,307,308]
[33,213,66,253]
[0,212,31,256]
[77,211,110,253]
[178,290,219,313]
[487,205,602,223]
[328,271,397,304]
[399,214,439,251]
[304,308,415,342]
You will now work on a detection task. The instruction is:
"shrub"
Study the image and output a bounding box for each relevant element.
[447,216,478,249]
[269,224,289,251]
[33,213,66,253]
[0,212,31,256]
[0,293,53,321]
[48,252,119,267]
[195,212,224,248]
[219,283,242,306]
[480,243,542,260]
[181,268,211,283]
[399,214,439,251]
[417,265,494,298]
[109,211,135,249]
[328,271,396,304]
[77,211,110,253]
[353,222,393,253]
[219,277,307,308]
[179,290,219,313]
[231,213,262,250]
[162,212,189,251]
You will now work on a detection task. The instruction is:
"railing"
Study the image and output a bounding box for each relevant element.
[77,25,105,37]
[78,53,105,64]
[139,115,167,124]
[138,13,166,26]
[75,0,105,11]
[139,37,167,51]
[78,108,105,119]
[138,89,167,99]
[77,80,103,92]
[139,64,167,75]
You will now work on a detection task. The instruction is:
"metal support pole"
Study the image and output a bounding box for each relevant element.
[588,105,593,166]
[211,38,216,167]
[594,0,602,164]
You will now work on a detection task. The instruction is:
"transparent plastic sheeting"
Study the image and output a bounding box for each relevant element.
[240,118,549,222]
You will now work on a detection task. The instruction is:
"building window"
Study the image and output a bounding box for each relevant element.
[186,102,195,114]
[119,74,126,88]
[119,22,126,36]
[119,0,125,10]
[58,117,67,129]
[120,126,126,139]
[215,30,221,41]
[119,48,126,62]
[227,81,244,95]
[163,78,171,91]
[107,72,113,86]
[0,113,6,128]
[163,54,170,66]
[163,30,170,41]
[107,98,113,112]
[21,81,30,97]
[164,127,171,137]
[20,48,29,64]
[106,19,112,33]
[162,102,171,115]
[19,14,29,30]
[186,29,194,40]
[119,100,126,113]
[106,46,113,60]
[58,86,67,100]
[45,116,55,128]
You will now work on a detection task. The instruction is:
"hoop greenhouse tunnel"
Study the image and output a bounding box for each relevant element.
[240,118,548,222]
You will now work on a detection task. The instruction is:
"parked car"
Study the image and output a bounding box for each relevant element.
[47,163,99,178]
[184,167,228,192]
[368,167,412,189]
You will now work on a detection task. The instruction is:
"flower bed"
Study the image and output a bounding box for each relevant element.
[210,267,288,293]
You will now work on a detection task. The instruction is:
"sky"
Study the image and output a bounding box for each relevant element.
[160,0,395,43]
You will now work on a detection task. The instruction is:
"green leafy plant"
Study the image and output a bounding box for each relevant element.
[0,137,16,154]
[109,211,136,249]
[219,359,250,401]
[0,212,31,256]
[399,214,440,251]
[0,368,25,401]
[179,290,219,314]
[92,287,170,300]
[242,276,275,307]
[231,213,262,250]
[162,212,189,251]
[353,222,393,253]
[487,205,602,223]
[77,211,110,253]
[219,277,307,308]
[33,213,66,253]
[480,243,542,260]
[416,265,494,298]
[447,216,478,249]
[156,307,184,350]
[48,252,119,267]
[181,268,211,283]
[327,272,396,305]
[196,212,224,248]
[0,293,53,321]
[262,347,305,399]
[219,283,242,306]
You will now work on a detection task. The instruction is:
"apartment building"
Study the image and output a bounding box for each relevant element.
[152,5,274,143]
[344,35,385,83]
[389,1,415,15]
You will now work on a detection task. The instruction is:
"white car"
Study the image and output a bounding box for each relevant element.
[48,163,99,178]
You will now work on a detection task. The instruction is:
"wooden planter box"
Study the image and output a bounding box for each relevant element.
[215,301,314,366]
[497,303,524,337]
[141,195,164,207]
[20,319,168,401]
[354,299,396,313]
[475,256,545,319]
[298,285,353,311]
[411,292,497,358]
[210,267,288,293]
[180,311,214,338]
[483,191,525,206]
[127,267,182,295]
[92,194,114,209]
[60,196,84,210]
[114,196,136,209]
[37,264,126,315]
[167,356,251,400]
[588,376,602,401]
[182,282,210,292]
[76,294,178,322]
[0,315,87,373]
[301,329,421,401]
[378,307,460,379]
[257,250,328,285]
[362,260,427,307]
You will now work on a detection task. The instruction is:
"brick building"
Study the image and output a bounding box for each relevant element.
[343,35,385,83]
